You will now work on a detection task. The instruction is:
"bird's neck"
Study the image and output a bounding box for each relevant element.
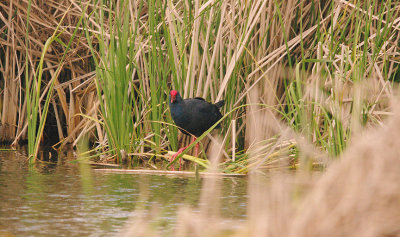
[170,99,187,117]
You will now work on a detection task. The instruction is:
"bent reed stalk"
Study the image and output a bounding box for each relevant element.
[0,0,398,171]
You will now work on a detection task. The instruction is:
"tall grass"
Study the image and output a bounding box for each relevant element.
[0,0,399,171]
[84,0,137,162]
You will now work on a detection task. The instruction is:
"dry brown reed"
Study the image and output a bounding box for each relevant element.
[242,96,400,237]
[288,99,400,237]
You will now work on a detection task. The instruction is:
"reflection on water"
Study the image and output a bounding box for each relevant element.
[0,148,247,236]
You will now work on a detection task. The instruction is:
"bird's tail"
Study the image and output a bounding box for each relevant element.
[214,100,225,109]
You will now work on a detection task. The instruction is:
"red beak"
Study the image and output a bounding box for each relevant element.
[171,95,176,103]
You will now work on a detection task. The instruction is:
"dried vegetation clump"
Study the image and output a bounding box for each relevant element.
[289,100,400,237]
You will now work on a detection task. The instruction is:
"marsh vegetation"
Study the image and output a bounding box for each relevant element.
[1,0,398,169]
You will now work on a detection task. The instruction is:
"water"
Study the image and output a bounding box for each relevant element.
[0,149,247,236]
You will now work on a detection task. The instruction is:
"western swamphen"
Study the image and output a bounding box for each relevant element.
[169,90,224,168]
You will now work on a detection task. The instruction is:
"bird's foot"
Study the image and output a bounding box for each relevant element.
[169,146,188,171]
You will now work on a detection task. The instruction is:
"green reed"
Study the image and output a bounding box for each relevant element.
[25,3,85,162]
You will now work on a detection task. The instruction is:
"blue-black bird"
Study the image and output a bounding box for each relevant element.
[169,90,224,168]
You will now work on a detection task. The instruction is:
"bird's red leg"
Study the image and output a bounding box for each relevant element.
[192,136,200,157]
[170,136,201,170]
[170,145,190,171]
[170,136,202,170]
